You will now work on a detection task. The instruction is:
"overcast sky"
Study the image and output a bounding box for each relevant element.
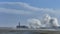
[0,0,60,27]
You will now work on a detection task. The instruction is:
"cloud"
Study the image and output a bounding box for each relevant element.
[0,2,54,11]
[0,2,59,15]
[0,8,32,15]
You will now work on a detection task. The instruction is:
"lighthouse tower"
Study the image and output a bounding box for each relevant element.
[16,22,20,28]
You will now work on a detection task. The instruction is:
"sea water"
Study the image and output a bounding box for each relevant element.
[0,32,20,34]
[0,32,32,34]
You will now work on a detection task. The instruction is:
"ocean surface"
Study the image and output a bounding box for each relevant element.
[0,31,32,34]
[0,28,58,34]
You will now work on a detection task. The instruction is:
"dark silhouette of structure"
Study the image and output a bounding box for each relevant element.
[16,22,20,28]
[16,21,28,28]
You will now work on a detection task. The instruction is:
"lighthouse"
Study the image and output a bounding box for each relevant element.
[16,22,20,28]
